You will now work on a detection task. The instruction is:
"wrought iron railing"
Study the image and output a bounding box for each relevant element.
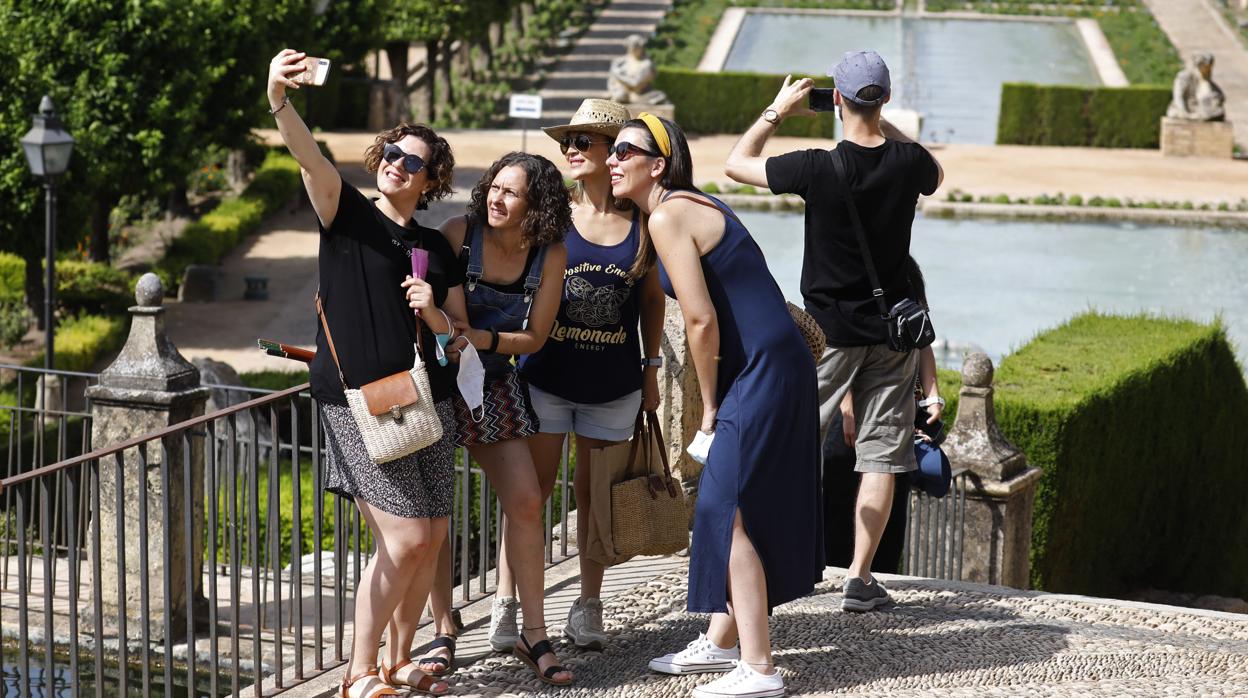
[0,365,574,697]
[900,468,968,580]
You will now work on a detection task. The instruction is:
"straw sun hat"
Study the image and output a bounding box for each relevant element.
[542,98,631,141]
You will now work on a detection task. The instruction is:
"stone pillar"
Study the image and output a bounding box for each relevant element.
[85,274,210,638]
[942,353,1043,589]
[656,298,703,506]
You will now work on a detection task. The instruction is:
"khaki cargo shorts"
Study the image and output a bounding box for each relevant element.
[817,344,918,474]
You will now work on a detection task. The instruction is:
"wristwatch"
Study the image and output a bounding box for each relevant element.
[762,108,781,125]
[917,396,946,408]
[641,357,663,368]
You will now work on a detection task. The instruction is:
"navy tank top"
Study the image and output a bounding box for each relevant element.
[522,214,643,404]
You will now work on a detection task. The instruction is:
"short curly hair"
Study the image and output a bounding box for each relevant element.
[467,152,571,248]
[363,123,455,209]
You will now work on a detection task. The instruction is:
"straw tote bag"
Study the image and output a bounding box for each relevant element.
[316,294,442,464]
[609,410,689,558]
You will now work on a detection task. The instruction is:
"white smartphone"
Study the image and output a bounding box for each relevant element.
[295,56,331,86]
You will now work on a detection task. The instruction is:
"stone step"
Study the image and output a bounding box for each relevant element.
[538,88,612,99]
[608,1,672,12]
[551,56,615,72]
[570,42,627,56]
[539,96,591,112]
[597,10,665,22]
[542,75,611,91]
[585,26,655,39]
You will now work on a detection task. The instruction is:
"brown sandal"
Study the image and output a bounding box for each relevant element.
[341,669,400,698]
[378,657,449,696]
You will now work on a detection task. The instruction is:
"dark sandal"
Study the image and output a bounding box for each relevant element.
[416,635,457,676]
[341,669,400,698]
[378,658,449,696]
[515,634,573,686]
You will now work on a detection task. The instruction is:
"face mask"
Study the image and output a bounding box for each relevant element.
[456,343,486,420]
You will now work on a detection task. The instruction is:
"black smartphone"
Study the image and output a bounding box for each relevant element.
[809,88,837,112]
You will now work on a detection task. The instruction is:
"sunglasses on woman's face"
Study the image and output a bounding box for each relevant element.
[559,133,611,155]
[382,143,426,174]
[610,141,661,161]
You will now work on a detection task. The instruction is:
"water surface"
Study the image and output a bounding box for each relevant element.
[724,13,1101,143]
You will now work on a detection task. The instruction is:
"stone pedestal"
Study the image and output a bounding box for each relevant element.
[84,273,210,638]
[656,298,702,511]
[942,353,1042,589]
[1160,117,1234,158]
[627,103,675,123]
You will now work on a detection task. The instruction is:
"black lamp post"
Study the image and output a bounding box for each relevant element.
[20,96,75,372]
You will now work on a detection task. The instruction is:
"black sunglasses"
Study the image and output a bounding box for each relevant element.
[382,143,426,174]
[610,141,661,161]
[559,133,611,155]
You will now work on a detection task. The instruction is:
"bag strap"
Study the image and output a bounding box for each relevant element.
[829,148,890,320]
[315,292,348,389]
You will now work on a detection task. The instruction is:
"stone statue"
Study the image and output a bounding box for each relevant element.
[608,35,668,105]
[1167,52,1225,122]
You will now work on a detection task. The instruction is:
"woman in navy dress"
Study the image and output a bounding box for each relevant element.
[607,113,823,698]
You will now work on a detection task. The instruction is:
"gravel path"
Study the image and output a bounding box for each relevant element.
[442,568,1248,697]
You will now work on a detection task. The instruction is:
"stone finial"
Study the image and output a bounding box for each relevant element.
[962,352,994,388]
[134,272,163,307]
[135,272,163,307]
[92,273,199,394]
[942,352,1026,481]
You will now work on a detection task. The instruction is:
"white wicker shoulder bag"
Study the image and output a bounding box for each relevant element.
[316,294,443,464]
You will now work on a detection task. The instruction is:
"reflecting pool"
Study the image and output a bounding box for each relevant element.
[723,13,1101,143]
[739,209,1248,367]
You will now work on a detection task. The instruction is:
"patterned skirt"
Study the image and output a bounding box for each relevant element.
[322,399,456,519]
[452,369,539,446]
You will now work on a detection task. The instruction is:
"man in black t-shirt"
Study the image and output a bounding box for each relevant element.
[724,50,943,612]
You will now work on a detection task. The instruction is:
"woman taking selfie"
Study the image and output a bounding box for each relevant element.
[420,152,575,686]
[508,99,665,651]
[607,114,822,698]
[267,49,459,698]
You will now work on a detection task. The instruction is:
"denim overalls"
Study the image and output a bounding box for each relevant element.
[463,221,548,381]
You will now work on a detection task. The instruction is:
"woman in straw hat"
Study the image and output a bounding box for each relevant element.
[518,98,664,650]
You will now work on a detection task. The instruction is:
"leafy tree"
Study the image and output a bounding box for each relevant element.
[383,1,467,122]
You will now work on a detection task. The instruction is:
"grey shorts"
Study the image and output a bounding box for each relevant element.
[817,344,919,474]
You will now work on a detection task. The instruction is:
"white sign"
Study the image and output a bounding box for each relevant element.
[509,94,543,120]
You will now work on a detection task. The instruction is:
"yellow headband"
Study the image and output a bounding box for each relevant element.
[638,112,671,158]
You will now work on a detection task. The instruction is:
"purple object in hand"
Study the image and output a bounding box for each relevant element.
[411,248,429,280]
[410,249,429,315]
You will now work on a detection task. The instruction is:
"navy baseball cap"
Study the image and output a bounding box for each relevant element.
[828,50,891,106]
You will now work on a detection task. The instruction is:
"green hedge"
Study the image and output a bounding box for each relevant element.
[48,313,126,372]
[655,68,837,136]
[0,253,23,304]
[997,83,1171,147]
[157,151,302,292]
[981,313,1248,599]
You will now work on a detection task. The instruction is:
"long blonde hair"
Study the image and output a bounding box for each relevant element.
[569,181,655,283]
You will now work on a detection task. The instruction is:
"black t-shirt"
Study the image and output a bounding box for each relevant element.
[767,140,938,346]
[311,177,464,406]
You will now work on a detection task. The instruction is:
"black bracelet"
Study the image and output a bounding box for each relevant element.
[269,94,291,116]
[485,328,500,354]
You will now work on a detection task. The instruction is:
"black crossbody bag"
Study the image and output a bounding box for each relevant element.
[829,147,935,353]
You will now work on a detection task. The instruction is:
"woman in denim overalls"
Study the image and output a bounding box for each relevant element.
[423,152,575,686]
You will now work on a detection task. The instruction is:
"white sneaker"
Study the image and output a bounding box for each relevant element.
[691,662,785,698]
[488,596,519,652]
[648,633,739,675]
[565,597,609,650]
